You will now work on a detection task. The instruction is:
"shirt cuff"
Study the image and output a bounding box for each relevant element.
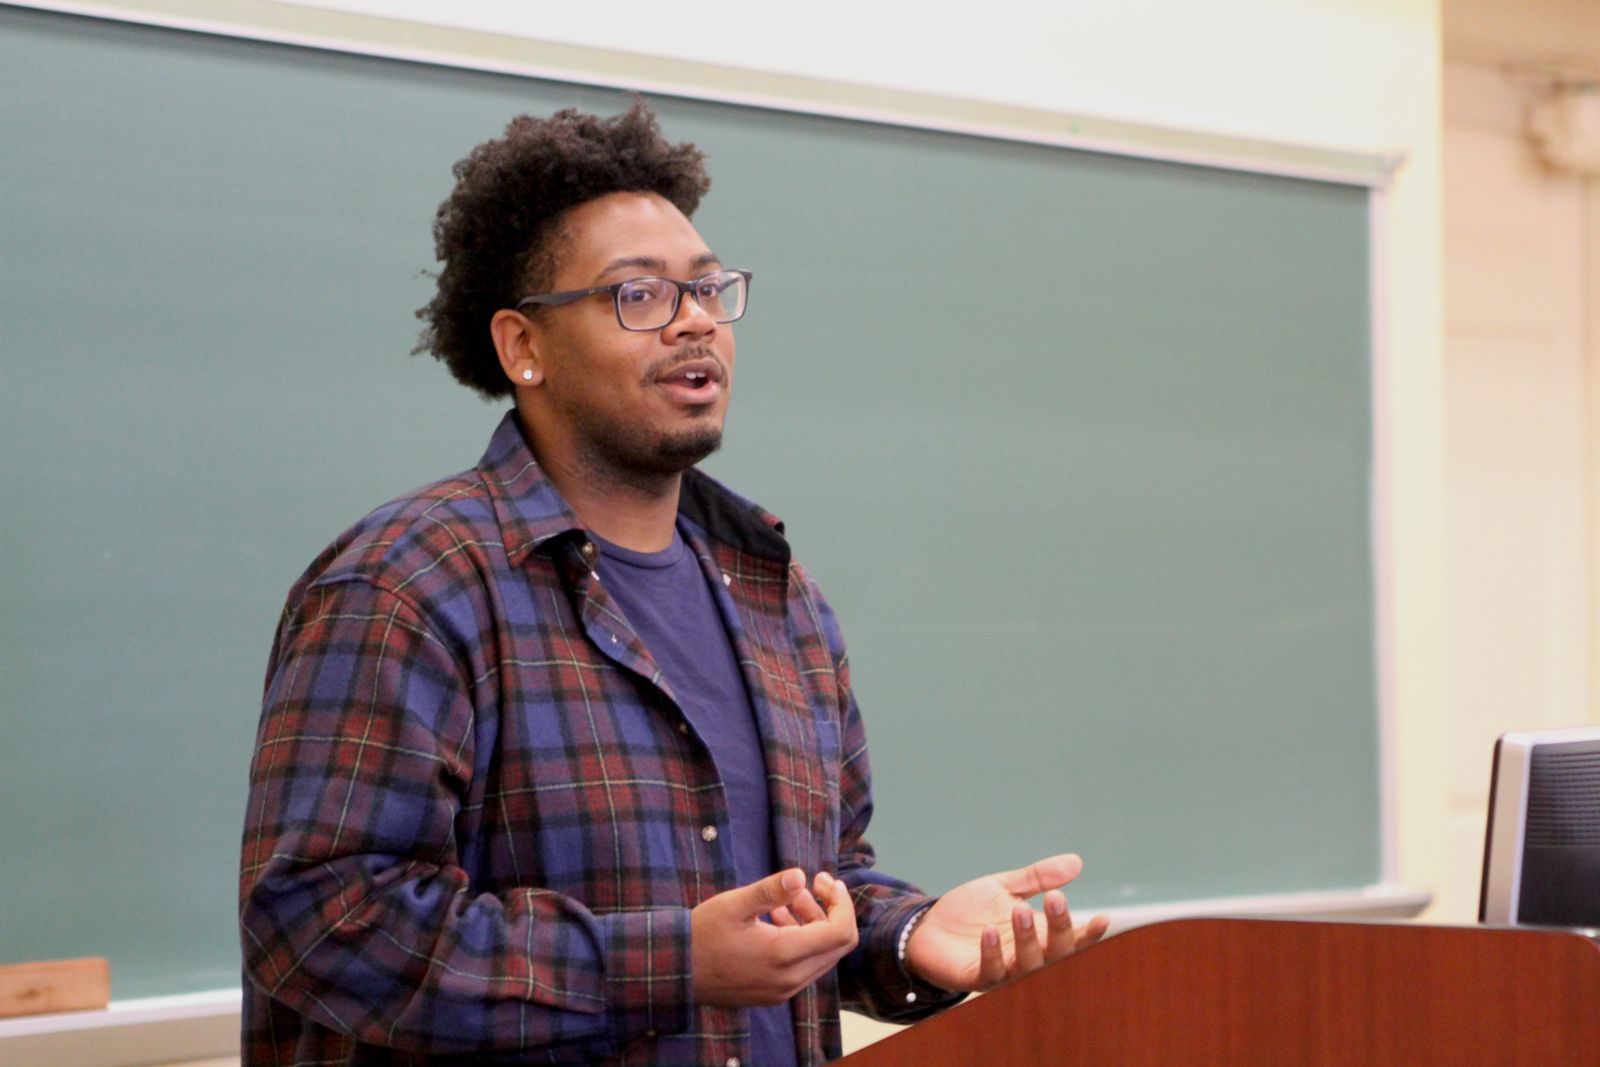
[864,897,967,1022]
[601,906,694,1046]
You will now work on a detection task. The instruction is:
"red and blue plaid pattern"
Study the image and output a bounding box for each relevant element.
[239,412,956,1066]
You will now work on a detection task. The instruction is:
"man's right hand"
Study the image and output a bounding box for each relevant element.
[690,868,858,1006]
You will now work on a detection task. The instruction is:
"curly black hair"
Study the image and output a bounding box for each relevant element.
[414,101,711,399]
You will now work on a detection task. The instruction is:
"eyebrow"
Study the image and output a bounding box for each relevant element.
[592,251,722,282]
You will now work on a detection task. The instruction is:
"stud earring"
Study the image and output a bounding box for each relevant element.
[521,369,534,381]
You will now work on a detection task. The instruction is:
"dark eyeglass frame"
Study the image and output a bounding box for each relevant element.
[514,269,753,332]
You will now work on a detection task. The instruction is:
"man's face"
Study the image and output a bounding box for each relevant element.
[521,191,736,485]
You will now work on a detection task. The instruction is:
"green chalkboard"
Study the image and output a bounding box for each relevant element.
[0,6,1379,1001]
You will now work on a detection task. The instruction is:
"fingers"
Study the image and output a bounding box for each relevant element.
[1041,890,1076,963]
[694,870,857,1011]
[822,871,854,930]
[737,868,807,918]
[1011,903,1045,973]
[786,874,830,924]
[766,872,857,968]
[790,873,857,960]
[994,853,1084,898]
[1002,889,1105,989]
[692,869,858,1008]
[785,895,823,923]
[768,871,836,927]
[1077,913,1112,949]
[977,926,1006,987]
[817,871,856,944]
[979,895,1101,992]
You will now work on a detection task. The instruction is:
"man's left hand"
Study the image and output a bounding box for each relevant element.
[903,853,1109,992]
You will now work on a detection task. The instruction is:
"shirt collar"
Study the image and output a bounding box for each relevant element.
[477,410,791,567]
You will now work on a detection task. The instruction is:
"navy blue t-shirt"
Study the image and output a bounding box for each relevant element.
[592,522,797,1067]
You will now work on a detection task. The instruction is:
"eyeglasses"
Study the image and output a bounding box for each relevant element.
[514,269,752,332]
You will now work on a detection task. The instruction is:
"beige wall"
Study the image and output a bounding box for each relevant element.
[1435,0,1600,922]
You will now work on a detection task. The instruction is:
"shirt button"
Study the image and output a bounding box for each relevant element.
[905,991,918,1004]
[726,1058,740,1067]
[677,721,689,735]
[701,825,718,842]
[580,541,597,564]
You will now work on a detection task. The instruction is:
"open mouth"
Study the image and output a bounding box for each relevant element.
[666,369,712,390]
[655,359,724,403]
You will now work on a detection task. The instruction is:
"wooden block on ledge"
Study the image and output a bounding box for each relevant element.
[0,958,111,1018]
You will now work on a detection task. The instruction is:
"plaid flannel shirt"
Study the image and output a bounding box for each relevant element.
[239,412,959,1066]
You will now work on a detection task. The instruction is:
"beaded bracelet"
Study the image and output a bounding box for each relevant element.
[896,905,933,1002]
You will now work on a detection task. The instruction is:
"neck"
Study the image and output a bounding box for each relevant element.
[515,411,683,552]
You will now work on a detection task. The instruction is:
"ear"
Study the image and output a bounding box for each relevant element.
[490,308,546,389]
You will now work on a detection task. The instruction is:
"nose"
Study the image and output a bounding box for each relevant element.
[660,287,718,343]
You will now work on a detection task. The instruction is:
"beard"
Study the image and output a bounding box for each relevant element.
[554,395,724,491]
[592,419,723,481]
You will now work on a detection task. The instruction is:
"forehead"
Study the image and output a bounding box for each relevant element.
[555,192,713,281]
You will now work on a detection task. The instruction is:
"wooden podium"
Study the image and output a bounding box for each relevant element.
[838,918,1600,1066]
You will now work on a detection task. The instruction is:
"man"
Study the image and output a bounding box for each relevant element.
[240,102,1107,1067]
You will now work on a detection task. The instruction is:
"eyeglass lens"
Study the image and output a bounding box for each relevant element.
[616,271,748,330]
